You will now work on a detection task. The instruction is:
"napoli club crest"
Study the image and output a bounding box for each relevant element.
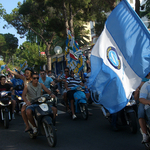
[107,46,121,70]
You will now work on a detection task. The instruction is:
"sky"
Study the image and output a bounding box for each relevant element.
[0,0,26,47]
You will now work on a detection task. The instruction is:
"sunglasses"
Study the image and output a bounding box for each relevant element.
[40,73,45,75]
[33,77,39,80]
[65,71,69,72]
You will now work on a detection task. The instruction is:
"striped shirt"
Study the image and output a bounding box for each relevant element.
[66,77,81,89]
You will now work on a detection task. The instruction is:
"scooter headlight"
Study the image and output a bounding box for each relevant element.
[49,98,54,102]
[18,96,22,100]
[0,91,8,97]
[126,100,136,106]
[0,101,4,106]
[0,100,11,106]
[38,97,46,103]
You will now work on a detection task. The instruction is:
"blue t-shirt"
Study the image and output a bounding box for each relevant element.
[39,77,53,89]
[11,78,24,88]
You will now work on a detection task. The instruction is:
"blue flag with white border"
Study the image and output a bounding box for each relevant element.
[88,0,150,114]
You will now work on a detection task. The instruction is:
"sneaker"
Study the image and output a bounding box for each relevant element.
[33,127,37,134]
[142,134,150,143]
[12,113,15,119]
[72,114,77,120]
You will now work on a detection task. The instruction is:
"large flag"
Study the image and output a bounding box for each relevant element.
[65,30,86,73]
[88,0,150,114]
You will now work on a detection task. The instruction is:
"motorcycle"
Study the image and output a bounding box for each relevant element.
[14,85,24,113]
[92,92,137,133]
[0,91,12,129]
[69,86,89,120]
[27,94,57,147]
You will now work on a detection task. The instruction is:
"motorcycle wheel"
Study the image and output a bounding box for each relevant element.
[144,142,150,150]
[43,123,57,147]
[79,103,88,120]
[128,112,137,134]
[4,112,9,129]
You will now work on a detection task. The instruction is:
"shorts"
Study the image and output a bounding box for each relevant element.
[26,104,39,113]
[67,90,76,101]
[138,103,145,119]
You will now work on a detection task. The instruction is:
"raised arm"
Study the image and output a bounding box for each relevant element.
[5,66,25,81]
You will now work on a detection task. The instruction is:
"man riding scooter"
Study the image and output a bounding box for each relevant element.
[65,70,85,120]
[0,75,16,119]
[22,72,57,134]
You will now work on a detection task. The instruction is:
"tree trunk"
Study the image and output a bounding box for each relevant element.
[63,1,69,36]
[47,54,51,70]
[135,0,140,16]
[69,3,74,36]
[45,44,51,70]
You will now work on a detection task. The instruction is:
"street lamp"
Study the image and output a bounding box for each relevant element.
[54,46,62,55]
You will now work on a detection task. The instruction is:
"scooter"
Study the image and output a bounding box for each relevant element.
[14,85,24,113]
[91,91,137,133]
[0,91,12,129]
[27,94,57,147]
[69,86,89,120]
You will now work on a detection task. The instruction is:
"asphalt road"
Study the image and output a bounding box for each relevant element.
[0,102,145,150]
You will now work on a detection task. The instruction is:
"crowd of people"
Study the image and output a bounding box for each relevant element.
[0,66,91,134]
[2,65,150,144]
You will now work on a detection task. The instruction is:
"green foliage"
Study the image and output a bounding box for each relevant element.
[0,60,5,66]
[0,34,6,48]
[0,3,6,19]
[2,0,117,71]
[0,33,18,63]
[14,41,47,71]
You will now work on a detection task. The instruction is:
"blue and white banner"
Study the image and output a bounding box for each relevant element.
[65,30,86,74]
[88,0,150,114]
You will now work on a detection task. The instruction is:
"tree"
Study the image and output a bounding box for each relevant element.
[14,41,47,72]
[0,3,6,19]
[3,0,66,70]
[0,34,6,50]
[2,0,119,70]
[0,33,18,63]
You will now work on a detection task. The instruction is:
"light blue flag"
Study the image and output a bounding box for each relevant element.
[88,0,150,114]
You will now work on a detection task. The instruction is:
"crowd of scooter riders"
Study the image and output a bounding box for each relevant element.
[0,66,91,128]
[1,65,150,147]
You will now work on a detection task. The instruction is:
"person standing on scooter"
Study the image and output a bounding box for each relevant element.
[22,72,57,134]
[65,70,84,120]
[5,66,33,132]
[0,75,16,119]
